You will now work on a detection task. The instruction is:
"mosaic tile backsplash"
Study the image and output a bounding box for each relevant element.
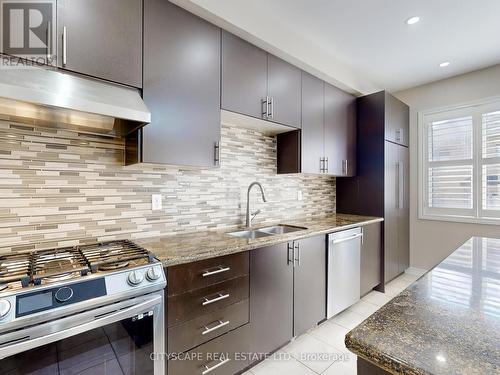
[0,120,336,254]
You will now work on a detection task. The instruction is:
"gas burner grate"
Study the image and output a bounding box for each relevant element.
[32,248,89,285]
[0,240,155,289]
[0,253,31,288]
[79,240,154,273]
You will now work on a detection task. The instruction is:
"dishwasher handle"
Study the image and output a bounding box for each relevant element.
[330,232,363,245]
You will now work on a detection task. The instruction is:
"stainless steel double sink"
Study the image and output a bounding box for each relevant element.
[227,224,307,239]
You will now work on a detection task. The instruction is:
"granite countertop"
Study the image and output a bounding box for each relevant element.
[136,214,383,267]
[345,237,500,375]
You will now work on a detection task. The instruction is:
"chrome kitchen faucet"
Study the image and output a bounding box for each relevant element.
[246,181,267,228]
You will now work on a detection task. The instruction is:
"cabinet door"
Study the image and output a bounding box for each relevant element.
[301,72,325,174]
[324,83,357,176]
[293,235,326,336]
[385,92,409,147]
[57,0,142,88]
[267,55,302,128]
[142,0,221,167]
[384,141,400,282]
[360,222,382,296]
[398,146,410,273]
[249,243,293,354]
[221,32,268,119]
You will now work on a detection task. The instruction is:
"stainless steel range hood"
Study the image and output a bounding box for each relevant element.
[0,67,150,137]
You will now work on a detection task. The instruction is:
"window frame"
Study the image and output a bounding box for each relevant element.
[418,96,500,225]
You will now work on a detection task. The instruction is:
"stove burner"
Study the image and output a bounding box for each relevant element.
[0,240,155,289]
[99,261,130,271]
[42,271,81,283]
[42,258,74,270]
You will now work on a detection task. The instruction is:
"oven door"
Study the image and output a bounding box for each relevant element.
[0,291,164,375]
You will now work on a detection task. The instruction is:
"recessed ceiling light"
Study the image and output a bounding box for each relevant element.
[439,61,450,67]
[406,16,420,25]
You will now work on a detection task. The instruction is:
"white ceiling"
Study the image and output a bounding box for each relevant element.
[173,0,500,94]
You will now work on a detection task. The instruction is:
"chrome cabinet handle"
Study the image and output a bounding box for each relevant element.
[320,157,325,173]
[202,266,230,277]
[342,160,348,175]
[201,319,230,335]
[397,161,404,209]
[269,97,274,119]
[202,358,231,375]
[213,141,220,166]
[262,96,269,118]
[331,233,363,245]
[202,293,230,306]
[324,157,329,173]
[62,26,67,66]
[46,21,51,59]
[294,242,300,266]
[287,243,294,266]
[395,128,404,143]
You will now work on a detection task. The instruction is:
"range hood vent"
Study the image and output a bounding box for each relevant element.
[0,68,150,137]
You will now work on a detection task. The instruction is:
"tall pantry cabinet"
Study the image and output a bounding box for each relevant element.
[337,91,409,283]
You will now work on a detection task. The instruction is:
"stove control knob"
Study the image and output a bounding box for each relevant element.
[128,271,144,286]
[0,299,11,319]
[146,267,162,281]
[55,287,74,303]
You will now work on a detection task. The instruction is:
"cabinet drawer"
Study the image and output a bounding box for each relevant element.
[168,252,249,296]
[168,324,250,375]
[168,275,249,327]
[168,299,249,354]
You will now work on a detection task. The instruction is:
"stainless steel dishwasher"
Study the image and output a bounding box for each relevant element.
[327,227,363,318]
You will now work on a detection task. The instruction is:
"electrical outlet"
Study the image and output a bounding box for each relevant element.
[151,194,163,211]
[297,190,303,201]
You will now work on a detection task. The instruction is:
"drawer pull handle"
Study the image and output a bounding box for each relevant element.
[201,319,230,335]
[202,266,231,277]
[202,358,231,375]
[202,293,230,306]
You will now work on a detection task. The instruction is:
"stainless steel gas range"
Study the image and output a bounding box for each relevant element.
[0,240,166,375]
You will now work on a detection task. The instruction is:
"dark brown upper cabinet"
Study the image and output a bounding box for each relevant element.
[267,55,302,128]
[136,0,221,167]
[222,32,268,121]
[57,0,142,88]
[324,83,357,176]
[277,72,356,176]
[300,72,325,174]
[222,32,302,129]
[385,92,409,146]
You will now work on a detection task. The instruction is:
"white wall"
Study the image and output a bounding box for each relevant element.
[395,64,500,270]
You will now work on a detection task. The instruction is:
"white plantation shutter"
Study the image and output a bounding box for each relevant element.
[420,100,500,223]
[482,111,500,215]
[427,116,473,211]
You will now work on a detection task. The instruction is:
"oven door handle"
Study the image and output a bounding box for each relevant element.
[0,294,163,360]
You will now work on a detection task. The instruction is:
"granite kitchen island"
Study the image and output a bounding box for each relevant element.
[345,237,500,375]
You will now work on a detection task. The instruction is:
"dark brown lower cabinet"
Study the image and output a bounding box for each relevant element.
[357,357,391,375]
[168,324,250,375]
[249,243,294,355]
[293,235,327,336]
[360,222,382,296]
[249,236,326,354]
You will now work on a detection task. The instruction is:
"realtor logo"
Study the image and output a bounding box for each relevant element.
[1,0,54,56]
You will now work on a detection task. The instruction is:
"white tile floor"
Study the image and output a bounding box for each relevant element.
[244,272,420,375]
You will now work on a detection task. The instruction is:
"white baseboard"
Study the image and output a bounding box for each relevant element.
[405,267,428,277]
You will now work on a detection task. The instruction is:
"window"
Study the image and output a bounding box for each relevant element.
[419,98,500,224]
